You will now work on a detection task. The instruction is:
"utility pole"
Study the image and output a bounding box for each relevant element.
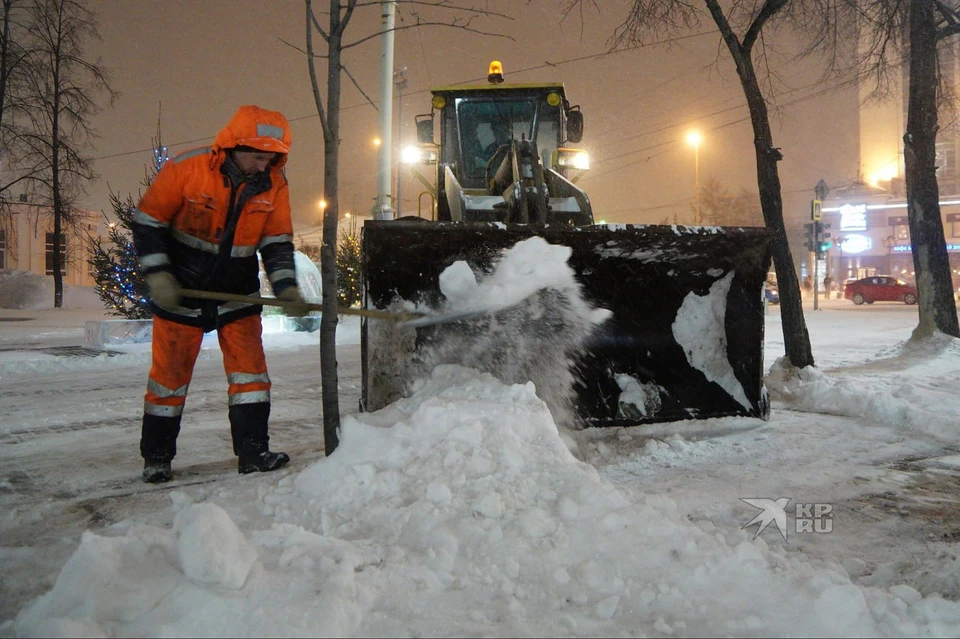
[372,1,396,221]
[394,66,408,216]
[811,179,830,311]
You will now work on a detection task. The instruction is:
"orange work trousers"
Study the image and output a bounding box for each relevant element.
[140,314,271,461]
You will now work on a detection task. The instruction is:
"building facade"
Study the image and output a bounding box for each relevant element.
[820,189,960,284]
[812,45,960,288]
[0,202,102,287]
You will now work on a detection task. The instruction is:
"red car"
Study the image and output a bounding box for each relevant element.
[844,276,918,305]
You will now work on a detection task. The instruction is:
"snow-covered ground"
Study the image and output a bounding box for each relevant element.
[2,264,960,637]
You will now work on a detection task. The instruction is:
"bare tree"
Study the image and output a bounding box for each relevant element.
[0,0,27,177]
[303,0,508,454]
[810,0,960,339]
[16,0,115,307]
[563,0,817,368]
[693,178,764,226]
[0,0,31,255]
[305,0,352,456]
[899,0,960,339]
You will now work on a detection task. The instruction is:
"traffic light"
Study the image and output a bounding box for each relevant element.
[816,222,832,254]
[803,222,817,252]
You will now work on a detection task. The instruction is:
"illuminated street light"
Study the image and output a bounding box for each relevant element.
[686,131,702,225]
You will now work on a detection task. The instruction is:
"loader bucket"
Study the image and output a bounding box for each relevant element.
[361,220,773,427]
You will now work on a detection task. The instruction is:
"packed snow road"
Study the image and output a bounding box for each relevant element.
[3,300,960,635]
[0,320,361,623]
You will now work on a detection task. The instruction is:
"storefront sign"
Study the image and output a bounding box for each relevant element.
[839,203,868,231]
[840,234,871,254]
[893,243,960,252]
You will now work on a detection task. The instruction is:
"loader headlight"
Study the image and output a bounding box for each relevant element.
[402,145,438,164]
[546,92,561,107]
[432,95,446,110]
[557,148,590,170]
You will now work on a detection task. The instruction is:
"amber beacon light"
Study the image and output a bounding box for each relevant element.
[488,60,504,84]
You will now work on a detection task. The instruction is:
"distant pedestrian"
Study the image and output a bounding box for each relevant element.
[803,276,812,291]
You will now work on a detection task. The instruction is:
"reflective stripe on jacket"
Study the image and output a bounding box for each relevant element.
[133,106,296,330]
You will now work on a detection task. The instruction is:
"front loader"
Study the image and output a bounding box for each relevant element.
[361,62,773,427]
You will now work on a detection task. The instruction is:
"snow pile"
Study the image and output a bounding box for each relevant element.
[765,331,960,442]
[0,269,101,310]
[406,236,611,426]
[438,236,607,325]
[14,364,960,637]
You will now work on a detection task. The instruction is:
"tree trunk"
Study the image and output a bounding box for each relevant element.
[0,0,13,132]
[903,0,960,339]
[319,0,344,454]
[52,76,62,309]
[706,0,815,369]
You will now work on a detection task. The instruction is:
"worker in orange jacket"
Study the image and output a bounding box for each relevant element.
[132,105,309,483]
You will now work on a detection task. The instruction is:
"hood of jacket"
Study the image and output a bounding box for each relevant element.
[212,105,291,169]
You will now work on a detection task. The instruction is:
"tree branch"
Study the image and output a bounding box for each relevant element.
[342,64,378,111]
[742,0,789,52]
[343,19,512,50]
[305,0,328,138]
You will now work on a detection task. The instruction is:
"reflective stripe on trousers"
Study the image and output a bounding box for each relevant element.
[144,313,271,415]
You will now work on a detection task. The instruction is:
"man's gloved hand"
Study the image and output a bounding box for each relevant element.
[278,287,310,317]
[145,272,181,308]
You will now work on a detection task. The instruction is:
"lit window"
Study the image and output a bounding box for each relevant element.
[948,213,960,239]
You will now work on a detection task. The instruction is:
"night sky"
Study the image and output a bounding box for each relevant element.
[85,0,860,234]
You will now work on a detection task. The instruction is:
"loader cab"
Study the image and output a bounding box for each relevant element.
[459,101,537,182]
[433,86,570,190]
[416,76,589,222]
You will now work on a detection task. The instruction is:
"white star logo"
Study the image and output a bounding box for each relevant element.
[741,497,791,541]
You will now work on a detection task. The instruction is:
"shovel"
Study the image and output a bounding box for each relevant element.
[180,288,492,327]
[180,288,418,322]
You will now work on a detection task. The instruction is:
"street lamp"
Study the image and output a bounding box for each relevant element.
[686,130,702,224]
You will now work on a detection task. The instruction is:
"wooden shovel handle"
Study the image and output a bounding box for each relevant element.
[180,288,419,322]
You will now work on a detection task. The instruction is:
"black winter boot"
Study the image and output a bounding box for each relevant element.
[238,451,291,474]
[143,459,172,483]
[141,413,181,483]
[229,402,289,474]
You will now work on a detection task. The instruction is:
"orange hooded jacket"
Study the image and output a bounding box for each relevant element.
[133,106,296,329]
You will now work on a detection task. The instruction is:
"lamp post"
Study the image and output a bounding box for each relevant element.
[393,66,408,216]
[837,235,846,282]
[686,131,702,224]
[341,211,354,237]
